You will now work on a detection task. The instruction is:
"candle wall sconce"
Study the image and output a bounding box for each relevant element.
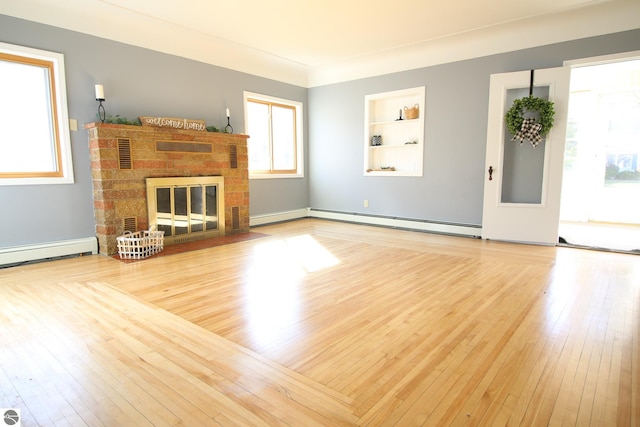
[95,84,106,123]
[225,108,233,134]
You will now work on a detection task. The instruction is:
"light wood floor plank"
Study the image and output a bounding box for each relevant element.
[1,218,638,426]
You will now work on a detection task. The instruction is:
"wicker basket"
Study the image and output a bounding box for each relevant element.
[117,228,165,259]
[404,104,419,120]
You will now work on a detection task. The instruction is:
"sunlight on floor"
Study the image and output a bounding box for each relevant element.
[282,234,341,272]
[249,234,340,278]
[243,234,340,352]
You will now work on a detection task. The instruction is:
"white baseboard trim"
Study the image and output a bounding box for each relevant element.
[250,208,310,226]
[309,210,481,237]
[250,208,481,238]
[0,237,98,266]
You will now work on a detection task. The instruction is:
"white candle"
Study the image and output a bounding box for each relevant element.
[95,84,105,100]
[226,108,230,118]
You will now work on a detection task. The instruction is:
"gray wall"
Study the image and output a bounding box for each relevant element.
[308,29,640,226]
[0,14,308,248]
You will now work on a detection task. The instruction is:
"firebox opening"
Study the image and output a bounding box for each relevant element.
[146,176,225,245]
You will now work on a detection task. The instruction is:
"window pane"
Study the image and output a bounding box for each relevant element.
[156,187,172,236]
[0,58,57,173]
[245,92,303,177]
[190,186,204,233]
[0,44,73,185]
[174,187,188,235]
[205,185,218,230]
[501,86,548,204]
[247,101,271,170]
[272,105,295,170]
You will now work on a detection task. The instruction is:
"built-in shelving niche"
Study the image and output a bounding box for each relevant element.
[364,86,425,177]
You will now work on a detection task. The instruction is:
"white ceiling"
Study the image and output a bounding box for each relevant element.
[1,0,639,87]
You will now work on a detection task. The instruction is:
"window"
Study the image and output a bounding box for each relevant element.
[0,42,73,185]
[244,92,303,178]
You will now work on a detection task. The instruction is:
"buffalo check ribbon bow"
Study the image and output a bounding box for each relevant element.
[511,117,543,147]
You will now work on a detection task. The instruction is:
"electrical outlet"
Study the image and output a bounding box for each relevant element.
[363,199,369,208]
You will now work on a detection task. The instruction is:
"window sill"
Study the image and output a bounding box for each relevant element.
[250,173,304,180]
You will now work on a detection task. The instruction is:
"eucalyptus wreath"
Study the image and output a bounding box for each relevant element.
[505,96,555,137]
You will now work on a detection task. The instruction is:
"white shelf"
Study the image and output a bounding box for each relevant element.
[368,144,420,149]
[370,118,420,126]
[364,87,425,177]
[366,171,422,177]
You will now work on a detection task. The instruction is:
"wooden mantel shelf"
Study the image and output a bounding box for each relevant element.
[84,122,249,139]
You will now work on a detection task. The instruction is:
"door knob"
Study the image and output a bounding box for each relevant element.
[488,166,494,181]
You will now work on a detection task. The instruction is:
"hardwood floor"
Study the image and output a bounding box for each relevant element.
[1,218,638,426]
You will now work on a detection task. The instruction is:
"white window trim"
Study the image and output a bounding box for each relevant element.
[244,91,304,179]
[0,42,74,186]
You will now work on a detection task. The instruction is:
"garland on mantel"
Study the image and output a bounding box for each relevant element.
[505,95,555,148]
[96,114,221,132]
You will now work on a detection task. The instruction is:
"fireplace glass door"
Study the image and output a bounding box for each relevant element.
[147,177,225,244]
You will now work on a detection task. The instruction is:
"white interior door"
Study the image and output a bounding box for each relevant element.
[481,67,570,245]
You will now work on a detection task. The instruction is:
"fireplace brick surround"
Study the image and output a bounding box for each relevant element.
[86,122,249,255]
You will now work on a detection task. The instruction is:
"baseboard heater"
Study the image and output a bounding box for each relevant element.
[250,208,481,238]
[0,237,98,267]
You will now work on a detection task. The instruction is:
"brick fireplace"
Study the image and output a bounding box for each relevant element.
[86,122,249,255]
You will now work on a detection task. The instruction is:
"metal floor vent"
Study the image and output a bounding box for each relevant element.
[118,138,132,169]
[229,144,238,169]
[232,206,240,230]
[123,217,137,233]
